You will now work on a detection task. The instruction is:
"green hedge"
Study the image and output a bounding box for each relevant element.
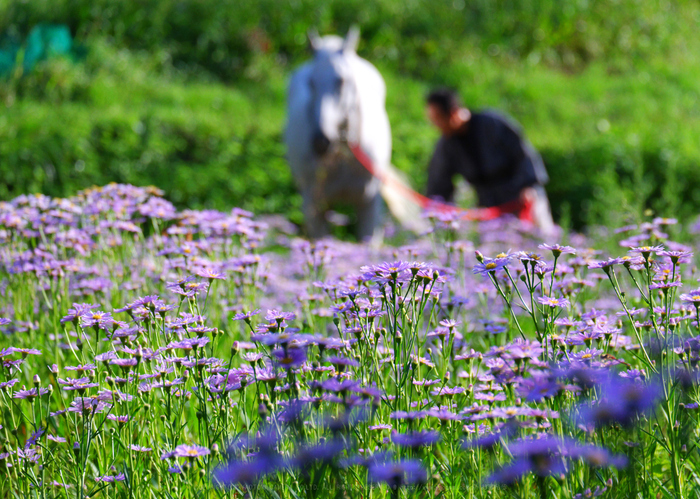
[544,143,700,230]
[0,105,301,222]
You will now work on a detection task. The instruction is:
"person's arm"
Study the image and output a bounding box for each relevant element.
[426,139,456,203]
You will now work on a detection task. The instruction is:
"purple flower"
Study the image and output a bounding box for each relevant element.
[508,340,543,360]
[483,436,596,484]
[95,351,118,363]
[195,268,226,281]
[130,445,152,452]
[431,386,466,397]
[272,347,307,369]
[368,459,427,488]
[519,380,561,402]
[14,386,50,400]
[69,397,112,415]
[391,430,441,448]
[484,459,533,486]
[232,309,261,322]
[390,410,428,421]
[61,303,98,324]
[629,244,664,257]
[167,280,209,298]
[79,310,114,330]
[241,352,263,363]
[369,261,411,280]
[110,358,138,371]
[320,378,360,393]
[463,421,519,450]
[576,374,662,428]
[413,378,441,388]
[680,291,700,305]
[95,473,126,483]
[63,380,99,392]
[25,427,45,449]
[539,243,576,257]
[657,250,693,264]
[0,378,19,390]
[473,259,507,277]
[173,444,210,459]
[474,392,507,404]
[574,444,627,468]
[168,337,209,351]
[368,424,393,431]
[289,439,347,470]
[649,281,682,290]
[8,347,41,356]
[326,356,360,369]
[265,309,296,323]
[65,364,97,372]
[588,258,621,271]
[213,455,278,487]
[251,332,302,347]
[537,296,570,308]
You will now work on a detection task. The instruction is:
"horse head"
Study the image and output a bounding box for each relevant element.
[306,27,362,156]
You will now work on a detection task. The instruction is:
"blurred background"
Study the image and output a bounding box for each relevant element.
[0,0,699,232]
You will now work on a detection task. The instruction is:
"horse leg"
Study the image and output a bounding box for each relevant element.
[356,193,383,243]
[302,186,329,239]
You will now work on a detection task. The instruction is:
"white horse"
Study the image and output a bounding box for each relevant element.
[285,28,419,241]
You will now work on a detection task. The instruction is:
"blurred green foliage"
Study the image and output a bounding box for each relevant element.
[0,1,699,230]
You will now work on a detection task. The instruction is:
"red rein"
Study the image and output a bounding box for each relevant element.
[348,144,532,222]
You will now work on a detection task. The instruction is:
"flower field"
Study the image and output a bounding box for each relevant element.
[2,183,700,498]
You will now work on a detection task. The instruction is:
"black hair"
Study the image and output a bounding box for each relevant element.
[426,88,462,116]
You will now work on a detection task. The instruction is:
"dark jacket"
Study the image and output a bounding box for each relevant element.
[426,110,548,207]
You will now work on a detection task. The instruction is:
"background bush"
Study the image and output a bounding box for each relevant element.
[1,1,699,230]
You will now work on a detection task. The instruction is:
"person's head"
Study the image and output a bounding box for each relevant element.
[426,88,470,135]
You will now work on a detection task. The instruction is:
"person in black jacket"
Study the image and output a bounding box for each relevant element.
[425,88,553,232]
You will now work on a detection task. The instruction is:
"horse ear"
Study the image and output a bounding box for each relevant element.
[308,28,321,52]
[343,25,360,53]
